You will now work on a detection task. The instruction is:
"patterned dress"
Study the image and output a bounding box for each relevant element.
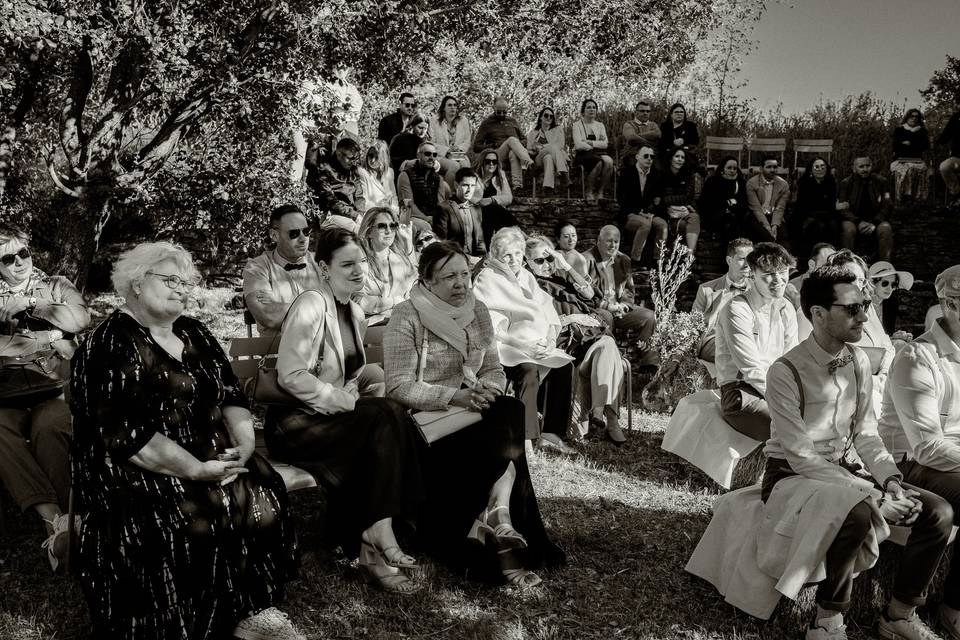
[70,311,298,640]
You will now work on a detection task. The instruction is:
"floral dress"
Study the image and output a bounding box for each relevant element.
[70,311,298,640]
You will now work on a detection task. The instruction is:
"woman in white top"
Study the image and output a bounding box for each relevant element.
[357,207,417,324]
[356,141,399,214]
[571,98,614,202]
[525,107,569,194]
[428,95,473,187]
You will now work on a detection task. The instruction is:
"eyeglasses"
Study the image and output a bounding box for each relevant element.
[483,158,498,165]
[639,153,654,159]
[831,300,872,316]
[402,102,417,108]
[874,278,897,288]
[287,227,313,240]
[375,222,400,233]
[421,151,438,158]
[530,255,555,266]
[543,114,554,119]
[0,247,30,266]
[146,272,199,292]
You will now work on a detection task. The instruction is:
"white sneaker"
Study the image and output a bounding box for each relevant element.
[879,613,942,640]
[233,607,305,640]
[41,513,78,572]
[806,623,847,640]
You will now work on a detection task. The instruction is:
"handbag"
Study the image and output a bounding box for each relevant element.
[0,350,66,399]
[410,330,483,444]
[249,293,319,406]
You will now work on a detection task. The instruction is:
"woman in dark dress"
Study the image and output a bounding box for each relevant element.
[265,228,425,595]
[472,148,519,247]
[388,115,430,174]
[698,155,747,242]
[659,102,700,171]
[792,156,838,261]
[384,242,565,586]
[658,148,701,253]
[70,241,302,640]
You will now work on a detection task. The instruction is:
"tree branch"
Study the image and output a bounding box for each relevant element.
[60,37,93,170]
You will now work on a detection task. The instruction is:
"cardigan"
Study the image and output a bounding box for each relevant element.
[383,299,506,411]
[525,126,566,154]
[892,125,930,160]
[428,114,473,158]
[571,119,609,152]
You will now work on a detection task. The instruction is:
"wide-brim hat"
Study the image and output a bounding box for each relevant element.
[868,261,914,291]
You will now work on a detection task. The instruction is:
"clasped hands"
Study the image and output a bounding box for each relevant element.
[879,481,922,526]
[451,381,498,412]
[194,447,250,486]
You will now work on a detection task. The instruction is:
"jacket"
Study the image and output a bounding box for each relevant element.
[472,115,524,154]
[307,155,363,220]
[698,174,747,222]
[433,200,486,257]
[745,174,790,227]
[837,174,891,224]
[428,114,473,158]
[0,270,89,358]
[616,165,662,224]
[377,110,406,145]
[582,247,637,307]
[937,112,960,158]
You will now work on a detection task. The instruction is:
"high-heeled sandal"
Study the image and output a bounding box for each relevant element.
[467,506,528,549]
[360,562,422,594]
[359,537,419,570]
[498,549,542,588]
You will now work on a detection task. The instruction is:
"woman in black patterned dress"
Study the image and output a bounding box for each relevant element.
[70,242,301,640]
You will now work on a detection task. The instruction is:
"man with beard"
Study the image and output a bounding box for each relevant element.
[692,238,754,363]
[714,242,798,440]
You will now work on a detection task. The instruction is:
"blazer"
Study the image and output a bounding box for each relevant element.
[525,125,566,154]
[383,299,506,411]
[582,246,636,306]
[433,200,486,256]
[357,249,417,319]
[377,110,406,144]
[616,165,662,224]
[428,114,473,158]
[745,174,790,227]
[276,284,367,416]
[691,274,750,340]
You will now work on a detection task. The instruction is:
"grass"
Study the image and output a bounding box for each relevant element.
[0,290,833,639]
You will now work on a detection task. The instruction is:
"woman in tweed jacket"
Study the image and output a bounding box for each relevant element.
[384,241,565,587]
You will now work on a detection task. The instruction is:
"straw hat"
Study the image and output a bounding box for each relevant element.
[868,261,914,290]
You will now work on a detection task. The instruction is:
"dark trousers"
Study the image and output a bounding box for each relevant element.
[762,458,953,611]
[742,214,788,247]
[614,305,658,366]
[839,219,894,261]
[720,381,770,441]
[504,362,574,441]
[792,213,838,267]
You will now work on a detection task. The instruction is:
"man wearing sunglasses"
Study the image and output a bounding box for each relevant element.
[397,141,451,224]
[377,91,418,145]
[471,97,534,189]
[306,137,364,231]
[621,100,661,153]
[0,225,89,571]
[433,167,486,258]
[242,205,324,336]
[616,143,664,268]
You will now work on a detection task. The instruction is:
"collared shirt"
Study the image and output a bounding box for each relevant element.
[879,320,960,471]
[764,336,901,489]
[635,164,650,193]
[457,201,475,252]
[597,256,617,304]
[714,290,798,392]
[761,177,775,213]
[242,250,325,335]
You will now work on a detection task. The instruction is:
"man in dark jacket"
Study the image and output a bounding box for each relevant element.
[434,168,485,258]
[377,92,417,144]
[836,156,894,260]
[938,108,960,207]
[616,143,663,265]
[471,97,534,189]
[306,137,363,229]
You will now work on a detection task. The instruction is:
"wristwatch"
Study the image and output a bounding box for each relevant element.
[27,297,37,309]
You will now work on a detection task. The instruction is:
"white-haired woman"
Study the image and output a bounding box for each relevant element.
[357,141,399,214]
[357,207,417,324]
[473,227,576,455]
[0,224,89,571]
[69,241,302,640]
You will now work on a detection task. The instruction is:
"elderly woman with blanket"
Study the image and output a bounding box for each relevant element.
[384,241,565,587]
[473,227,576,455]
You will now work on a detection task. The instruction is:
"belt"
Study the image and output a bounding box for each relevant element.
[0,350,57,367]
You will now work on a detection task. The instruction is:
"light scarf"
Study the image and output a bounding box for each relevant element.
[903,124,922,133]
[409,283,484,382]
[484,256,537,299]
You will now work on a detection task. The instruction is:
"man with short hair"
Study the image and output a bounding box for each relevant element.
[583,225,657,367]
[377,92,417,144]
[836,156,894,260]
[714,242,798,440]
[472,97,534,189]
[936,107,960,208]
[745,155,790,243]
[306,137,364,230]
[434,167,485,257]
[786,242,836,309]
[397,141,452,224]
[621,100,662,153]
[692,238,754,363]
[616,143,664,265]
[242,205,324,336]
[764,266,950,640]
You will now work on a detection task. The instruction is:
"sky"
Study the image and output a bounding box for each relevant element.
[737,0,960,114]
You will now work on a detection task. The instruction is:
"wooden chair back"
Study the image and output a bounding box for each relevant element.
[704,136,744,173]
[748,138,788,175]
[792,139,834,177]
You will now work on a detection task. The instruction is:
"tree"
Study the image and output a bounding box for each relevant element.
[921,54,960,111]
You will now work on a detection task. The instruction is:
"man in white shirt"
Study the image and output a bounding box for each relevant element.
[765,266,950,640]
[786,242,835,310]
[242,205,324,336]
[879,264,960,638]
[692,238,753,362]
[714,242,798,440]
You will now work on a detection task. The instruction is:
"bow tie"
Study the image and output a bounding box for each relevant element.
[284,263,306,272]
[828,353,854,374]
[730,283,748,292]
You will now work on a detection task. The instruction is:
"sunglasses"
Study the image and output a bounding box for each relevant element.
[831,300,872,317]
[530,255,555,266]
[402,102,417,108]
[873,278,897,288]
[421,151,438,158]
[287,227,313,240]
[0,247,30,267]
[146,272,199,292]
[543,113,554,119]
[639,153,654,159]
[375,222,400,233]
[483,158,498,165]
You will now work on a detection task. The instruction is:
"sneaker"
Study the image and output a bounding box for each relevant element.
[41,513,78,572]
[806,623,847,640]
[939,605,960,640]
[234,607,305,640]
[879,612,942,640]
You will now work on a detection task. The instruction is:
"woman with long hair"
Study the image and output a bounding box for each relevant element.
[428,95,473,186]
[697,155,746,242]
[525,106,569,195]
[471,148,519,247]
[571,98,614,201]
[793,157,838,261]
[357,141,399,214]
[356,207,416,324]
[658,148,701,253]
[389,114,430,174]
[658,102,700,171]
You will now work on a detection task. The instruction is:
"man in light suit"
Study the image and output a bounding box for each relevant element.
[745,155,790,243]
[692,238,753,362]
[433,168,486,258]
[583,225,658,367]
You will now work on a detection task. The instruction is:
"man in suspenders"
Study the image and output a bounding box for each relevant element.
[765,266,951,640]
[880,264,960,639]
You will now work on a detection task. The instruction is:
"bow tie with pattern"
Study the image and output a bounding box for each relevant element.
[827,353,854,374]
[730,283,748,292]
[284,263,306,271]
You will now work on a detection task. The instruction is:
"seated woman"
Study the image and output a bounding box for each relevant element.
[868,260,915,341]
[70,241,301,639]
[357,141,399,214]
[0,225,89,571]
[553,219,589,278]
[792,157,838,261]
[357,207,417,324]
[697,155,746,242]
[526,107,569,195]
[658,148,701,253]
[524,236,627,444]
[658,102,700,170]
[265,228,425,594]
[429,95,473,186]
[384,241,565,586]
[572,99,614,201]
[474,227,576,455]
[389,114,430,174]
[472,148,519,247]
[890,108,931,201]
